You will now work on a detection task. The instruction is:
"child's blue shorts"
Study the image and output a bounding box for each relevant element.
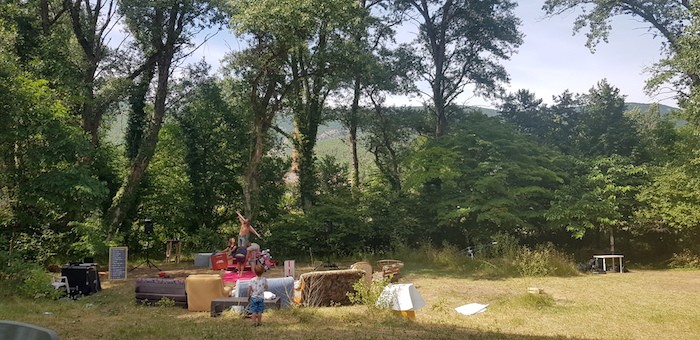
[248,296,265,314]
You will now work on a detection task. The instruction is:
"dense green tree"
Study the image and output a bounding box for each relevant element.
[625,103,679,164]
[636,125,700,252]
[227,0,363,210]
[501,89,582,154]
[336,38,418,191]
[333,0,401,188]
[363,106,422,191]
[545,91,583,154]
[548,156,648,253]
[395,0,523,137]
[662,2,700,126]
[286,0,364,209]
[63,0,124,145]
[499,89,552,137]
[577,80,640,158]
[104,0,225,238]
[138,122,193,242]
[225,1,295,220]
[1,25,107,260]
[502,81,640,159]
[404,110,565,246]
[175,73,247,234]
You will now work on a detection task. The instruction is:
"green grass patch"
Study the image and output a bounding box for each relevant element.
[2,260,700,339]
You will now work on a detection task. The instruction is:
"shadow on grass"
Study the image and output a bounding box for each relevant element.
[0,297,594,340]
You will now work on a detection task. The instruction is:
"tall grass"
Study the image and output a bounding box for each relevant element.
[515,243,579,277]
[388,237,578,278]
[669,249,700,269]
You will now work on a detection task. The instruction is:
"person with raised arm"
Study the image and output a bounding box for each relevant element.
[237,211,261,249]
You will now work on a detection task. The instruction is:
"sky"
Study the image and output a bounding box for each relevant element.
[190,0,677,109]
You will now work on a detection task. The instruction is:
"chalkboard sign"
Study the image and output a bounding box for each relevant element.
[108,247,128,280]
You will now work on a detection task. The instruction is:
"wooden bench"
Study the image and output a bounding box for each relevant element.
[378,260,404,283]
[210,297,281,317]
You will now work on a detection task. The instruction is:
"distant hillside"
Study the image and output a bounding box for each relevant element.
[311,102,681,173]
[625,102,679,115]
[106,102,679,158]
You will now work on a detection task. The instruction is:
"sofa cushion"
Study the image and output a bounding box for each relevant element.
[135,278,187,306]
[185,274,231,312]
[298,269,364,307]
[234,276,294,307]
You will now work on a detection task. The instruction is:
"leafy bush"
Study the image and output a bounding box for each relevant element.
[483,233,520,259]
[669,250,700,269]
[0,252,62,299]
[347,277,391,313]
[19,267,64,299]
[516,246,553,277]
[155,297,176,308]
[0,251,25,282]
[515,243,578,277]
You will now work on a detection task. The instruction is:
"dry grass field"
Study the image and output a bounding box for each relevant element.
[1,261,699,340]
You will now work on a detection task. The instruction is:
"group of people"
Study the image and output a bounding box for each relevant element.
[221,212,264,276]
[221,237,261,275]
[220,211,269,326]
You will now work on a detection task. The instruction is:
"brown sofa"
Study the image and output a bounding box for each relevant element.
[135,278,187,307]
[297,269,364,307]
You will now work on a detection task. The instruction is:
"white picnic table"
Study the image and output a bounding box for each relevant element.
[593,254,624,273]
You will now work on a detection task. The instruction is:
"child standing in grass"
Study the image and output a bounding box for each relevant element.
[247,264,268,326]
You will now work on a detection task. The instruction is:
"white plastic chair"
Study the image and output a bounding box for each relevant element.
[51,276,70,295]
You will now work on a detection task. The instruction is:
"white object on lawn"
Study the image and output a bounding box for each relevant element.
[455,303,489,315]
[376,283,426,311]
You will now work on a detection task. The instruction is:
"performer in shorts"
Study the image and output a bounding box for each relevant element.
[237,211,261,247]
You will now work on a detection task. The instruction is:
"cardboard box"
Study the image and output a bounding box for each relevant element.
[210,253,229,271]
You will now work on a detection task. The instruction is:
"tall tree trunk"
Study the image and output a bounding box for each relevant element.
[609,227,615,254]
[65,0,116,145]
[289,45,320,210]
[242,121,266,219]
[434,88,447,137]
[126,68,154,160]
[413,0,451,138]
[349,77,362,188]
[80,65,101,145]
[105,46,174,237]
[295,133,317,210]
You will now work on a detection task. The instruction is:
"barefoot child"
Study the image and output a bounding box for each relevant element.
[247,264,268,326]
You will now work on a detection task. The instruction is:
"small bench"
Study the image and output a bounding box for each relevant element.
[210,297,281,317]
[135,278,187,307]
[378,260,404,283]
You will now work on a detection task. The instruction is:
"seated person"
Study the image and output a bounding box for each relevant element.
[234,242,248,275]
[247,242,261,268]
[221,238,237,256]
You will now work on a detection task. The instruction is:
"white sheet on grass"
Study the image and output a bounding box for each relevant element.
[455,303,488,315]
[376,284,426,311]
